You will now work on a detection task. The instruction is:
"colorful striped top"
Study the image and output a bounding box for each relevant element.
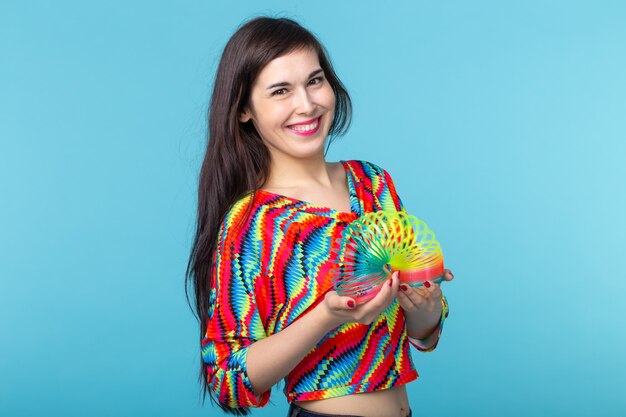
[202,160,449,410]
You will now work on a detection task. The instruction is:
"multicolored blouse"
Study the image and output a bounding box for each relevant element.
[202,160,449,410]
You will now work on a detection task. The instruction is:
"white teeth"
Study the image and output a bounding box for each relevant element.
[289,119,319,132]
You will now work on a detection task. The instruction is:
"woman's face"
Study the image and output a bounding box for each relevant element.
[240,47,336,162]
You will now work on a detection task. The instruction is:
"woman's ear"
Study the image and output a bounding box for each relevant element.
[239,109,252,123]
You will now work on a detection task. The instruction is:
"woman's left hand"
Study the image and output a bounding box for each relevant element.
[396,269,454,314]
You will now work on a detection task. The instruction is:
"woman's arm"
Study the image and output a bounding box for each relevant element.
[397,269,453,350]
[246,275,401,396]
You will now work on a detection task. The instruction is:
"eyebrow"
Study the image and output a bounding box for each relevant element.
[266,69,324,90]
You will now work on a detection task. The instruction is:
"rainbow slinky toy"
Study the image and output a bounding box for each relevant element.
[332,211,445,304]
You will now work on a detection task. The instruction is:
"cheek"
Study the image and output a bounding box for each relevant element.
[324,87,336,109]
[265,101,292,124]
[254,106,287,131]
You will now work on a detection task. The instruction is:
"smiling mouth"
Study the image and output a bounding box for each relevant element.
[287,116,322,136]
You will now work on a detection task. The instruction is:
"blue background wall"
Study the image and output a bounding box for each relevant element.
[2,1,625,416]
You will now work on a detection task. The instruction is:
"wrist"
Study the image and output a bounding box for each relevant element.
[407,321,440,340]
[404,300,442,339]
[312,300,343,332]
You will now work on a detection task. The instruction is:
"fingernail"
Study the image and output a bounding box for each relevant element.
[424,281,431,288]
[388,279,393,287]
[400,284,408,292]
[347,300,355,308]
[450,273,454,279]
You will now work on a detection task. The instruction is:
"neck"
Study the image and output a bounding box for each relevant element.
[265,152,333,189]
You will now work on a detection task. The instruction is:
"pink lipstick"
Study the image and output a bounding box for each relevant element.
[286,116,321,136]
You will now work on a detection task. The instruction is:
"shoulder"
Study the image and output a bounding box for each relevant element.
[343,159,397,185]
[217,190,295,243]
[343,160,404,211]
[216,193,263,244]
[219,194,254,233]
[343,159,388,177]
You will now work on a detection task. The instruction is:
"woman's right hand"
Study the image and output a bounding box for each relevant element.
[319,272,401,328]
[246,273,400,398]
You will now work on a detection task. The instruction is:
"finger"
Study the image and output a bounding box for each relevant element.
[431,278,447,292]
[390,271,400,295]
[389,271,401,302]
[366,272,398,309]
[325,291,356,310]
[443,269,454,281]
[413,283,442,305]
[419,281,444,305]
[401,283,427,306]
[397,287,417,310]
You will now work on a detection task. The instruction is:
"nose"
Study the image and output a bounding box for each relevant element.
[294,87,314,114]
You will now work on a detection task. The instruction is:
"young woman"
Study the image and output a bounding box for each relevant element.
[186,17,453,417]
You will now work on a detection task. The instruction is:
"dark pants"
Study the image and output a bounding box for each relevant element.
[287,403,413,417]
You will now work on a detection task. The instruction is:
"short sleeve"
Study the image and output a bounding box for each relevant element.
[381,167,407,213]
[201,207,271,409]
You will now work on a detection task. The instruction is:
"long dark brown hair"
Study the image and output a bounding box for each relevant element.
[185,16,352,415]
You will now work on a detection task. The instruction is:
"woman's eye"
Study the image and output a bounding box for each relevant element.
[308,76,324,86]
[271,88,288,96]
